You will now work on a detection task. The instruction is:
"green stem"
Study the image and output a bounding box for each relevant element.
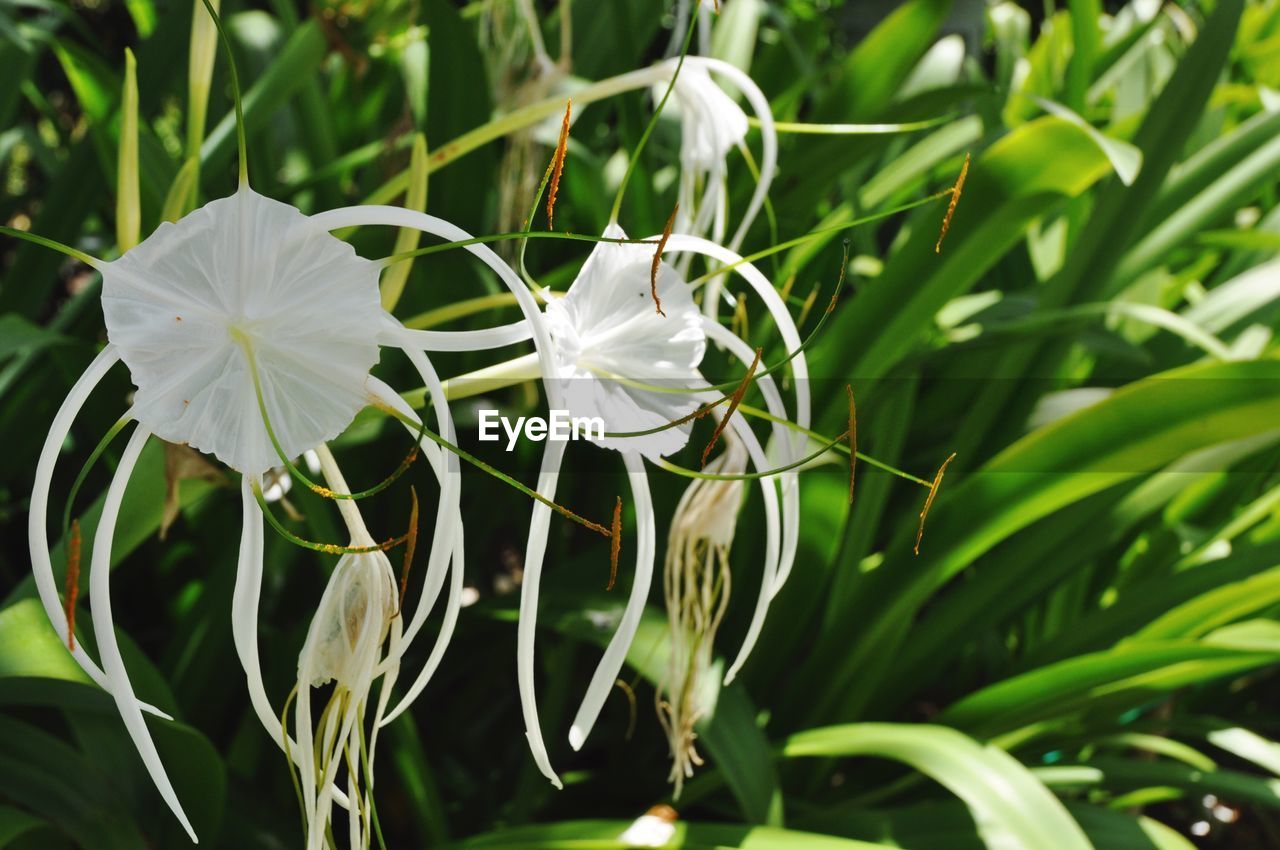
[686,191,950,287]
[378,403,611,537]
[379,230,659,267]
[0,226,101,269]
[608,0,701,224]
[251,480,408,554]
[197,0,248,186]
[235,329,421,500]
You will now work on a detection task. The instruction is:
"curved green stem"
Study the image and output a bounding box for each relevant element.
[379,229,659,267]
[197,0,248,186]
[0,226,101,269]
[608,0,701,224]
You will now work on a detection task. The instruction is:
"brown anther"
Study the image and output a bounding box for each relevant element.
[546,99,572,229]
[608,496,622,591]
[175,316,182,321]
[702,347,761,468]
[846,385,857,506]
[650,203,678,316]
[935,152,970,254]
[615,677,637,741]
[399,486,420,612]
[65,520,81,651]
[915,452,956,555]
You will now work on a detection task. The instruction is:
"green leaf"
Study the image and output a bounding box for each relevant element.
[0,805,48,848]
[783,723,1094,850]
[940,641,1278,736]
[0,599,89,683]
[1136,566,1280,641]
[812,115,1116,391]
[0,315,69,362]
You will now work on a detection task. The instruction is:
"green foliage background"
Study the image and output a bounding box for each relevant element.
[2,0,1280,847]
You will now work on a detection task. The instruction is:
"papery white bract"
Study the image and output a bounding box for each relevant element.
[544,223,707,460]
[102,186,385,474]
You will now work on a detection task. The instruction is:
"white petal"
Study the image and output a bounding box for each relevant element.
[88,424,198,842]
[569,450,654,750]
[516,439,568,788]
[306,205,565,410]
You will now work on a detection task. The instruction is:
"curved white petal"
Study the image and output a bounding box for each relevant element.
[27,345,170,718]
[306,206,562,409]
[229,475,353,810]
[660,235,808,588]
[88,424,197,843]
[703,320,801,595]
[382,321,533,352]
[364,364,466,728]
[517,439,568,788]
[568,450,655,750]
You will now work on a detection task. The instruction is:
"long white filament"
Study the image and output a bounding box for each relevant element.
[307,206,563,410]
[88,423,198,842]
[27,345,167,714]
[568,450,654,750]
[517,438,568,788]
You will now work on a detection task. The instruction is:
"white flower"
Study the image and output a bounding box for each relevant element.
[103,187,385,475]
[514,225,810,790]
[30,192,561,840]
[543,223,706,460]
[662,63,749,174]
[652,57,778,318]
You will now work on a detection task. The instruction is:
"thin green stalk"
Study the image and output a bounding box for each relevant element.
[377,403,611,537]
[0,226,101,269]
[655,428,851,481]
[685,191,950,288]
[62,416,132,541]
[235,330,421,500]
[251,481,409,555]
[754,114,956,134]
[378,229,659,267]
[608,0,701,224]
[197,0,248,186]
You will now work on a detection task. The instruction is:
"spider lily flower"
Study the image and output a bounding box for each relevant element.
[658,430,746,797]
[27,179,570,838]
[513,223,806,787]
[652,56,777,317]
